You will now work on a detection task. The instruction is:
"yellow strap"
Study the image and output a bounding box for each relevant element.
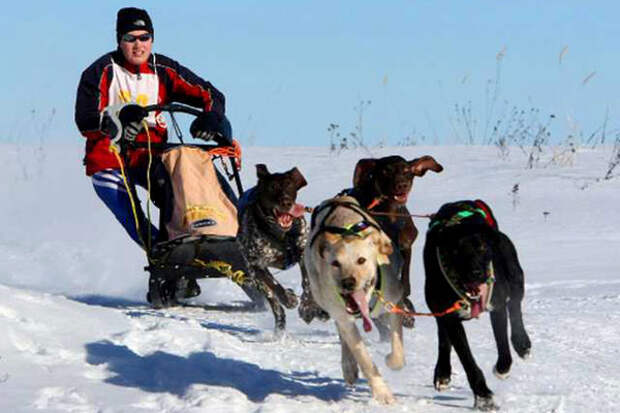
[107,94,154,260]
[110,145,148,255]
[143,118,153,253]
[193,259,246,285]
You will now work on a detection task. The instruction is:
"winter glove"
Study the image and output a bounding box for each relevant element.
[118,104,147,141]
[190,111,232,145]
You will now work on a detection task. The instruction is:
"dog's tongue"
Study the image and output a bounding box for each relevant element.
[351,290,372,332]
[289,203,306,218]
[469,283,490,319]
[470,301,482,318]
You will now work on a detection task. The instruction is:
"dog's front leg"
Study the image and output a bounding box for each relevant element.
[252,267,287,332]
[400,246,412,297]
[336,320,395,404]
[255,266,298,309]
[298,261,330,323]
[385,312,405,370]
[433,317,453,391]
[443,317,496,410]
[337,328,359,385]
[399,246,416,329]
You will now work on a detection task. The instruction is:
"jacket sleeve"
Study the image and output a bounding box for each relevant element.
[75,56,111,140]
[157,54,225,117]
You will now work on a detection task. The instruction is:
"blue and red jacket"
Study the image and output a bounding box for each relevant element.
[75,49,225,176]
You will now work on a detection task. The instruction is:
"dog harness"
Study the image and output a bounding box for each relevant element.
[428,199,497,231]
[309,197,383,247]
[428,200,498,319]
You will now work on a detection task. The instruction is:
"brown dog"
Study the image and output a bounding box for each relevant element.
[345,155,443,325]
[238,164,326,332]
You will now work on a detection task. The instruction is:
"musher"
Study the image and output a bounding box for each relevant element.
[75,7,231,247]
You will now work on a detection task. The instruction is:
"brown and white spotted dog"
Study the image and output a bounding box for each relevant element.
[237,164,327,333]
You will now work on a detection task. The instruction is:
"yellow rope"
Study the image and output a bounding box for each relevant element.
[107,96,154,259]
[193,258,246,285]
[143,118,153,253]
[110,145,148,254]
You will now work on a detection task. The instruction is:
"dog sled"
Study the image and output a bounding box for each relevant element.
[103,103,263,309]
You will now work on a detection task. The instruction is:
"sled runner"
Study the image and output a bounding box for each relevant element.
[103,103,263,309]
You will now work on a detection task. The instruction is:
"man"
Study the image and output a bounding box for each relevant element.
[75,7,230,247]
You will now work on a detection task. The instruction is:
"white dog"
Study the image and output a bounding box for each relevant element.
[303,196,406,404]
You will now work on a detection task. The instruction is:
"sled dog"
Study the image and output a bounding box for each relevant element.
[303,196,406,404]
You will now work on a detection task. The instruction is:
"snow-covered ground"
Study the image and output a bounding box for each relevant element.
[1,142,619,412]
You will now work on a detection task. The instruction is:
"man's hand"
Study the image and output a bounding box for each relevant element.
[118,104,147,141]
[190,111,232,145]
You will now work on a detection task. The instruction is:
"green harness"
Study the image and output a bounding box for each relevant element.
[429,202,496,319]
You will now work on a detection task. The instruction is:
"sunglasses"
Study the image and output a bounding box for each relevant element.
[121,33,152,43]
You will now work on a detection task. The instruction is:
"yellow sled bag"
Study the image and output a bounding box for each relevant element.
[160,146,238,239]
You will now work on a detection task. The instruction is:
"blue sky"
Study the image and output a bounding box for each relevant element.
[1,1,618,146]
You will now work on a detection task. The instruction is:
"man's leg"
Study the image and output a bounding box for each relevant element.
[92,169,159,247]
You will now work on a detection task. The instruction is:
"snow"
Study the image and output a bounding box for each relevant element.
[1,142,619,412]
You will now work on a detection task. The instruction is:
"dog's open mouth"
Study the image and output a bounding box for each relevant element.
[392,192,409,204]
[273,203,306,229]
[464,282,490,319]
[341,280,374,332]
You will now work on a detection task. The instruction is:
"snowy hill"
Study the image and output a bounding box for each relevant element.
[1,143,619,412]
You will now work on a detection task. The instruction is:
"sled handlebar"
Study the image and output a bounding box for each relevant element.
[102,103,224,147]
[141,103,202,117]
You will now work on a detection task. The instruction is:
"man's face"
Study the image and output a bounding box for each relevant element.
[119,30,152,66]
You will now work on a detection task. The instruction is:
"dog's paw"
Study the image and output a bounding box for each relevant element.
[370,381,395,405]
[434,377,451,391]
[402,315,415,329]
[342,360,359,385]
[512,334,532,359]
[278,288,299,309]
[298,298,330,323]
[401,298,416,328]
[474,394,498,411]
[493,364,511,380]
[385,352,405,370]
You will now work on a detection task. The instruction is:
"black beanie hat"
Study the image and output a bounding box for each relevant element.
[116,8,154,43]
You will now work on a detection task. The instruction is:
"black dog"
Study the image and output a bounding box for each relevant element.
[238,164,327,332]
[346,155,443,326]
[423,200,531,410]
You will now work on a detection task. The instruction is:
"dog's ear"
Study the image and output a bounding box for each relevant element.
[353,158,377,187]
[372,230,393,259]
[287,167,307,190]
[318,232,340,258]
[318,240,326,259]
[256,164,270,180]
[409,156,444,177]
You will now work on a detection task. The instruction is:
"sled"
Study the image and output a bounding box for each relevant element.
[105,103,264,309]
